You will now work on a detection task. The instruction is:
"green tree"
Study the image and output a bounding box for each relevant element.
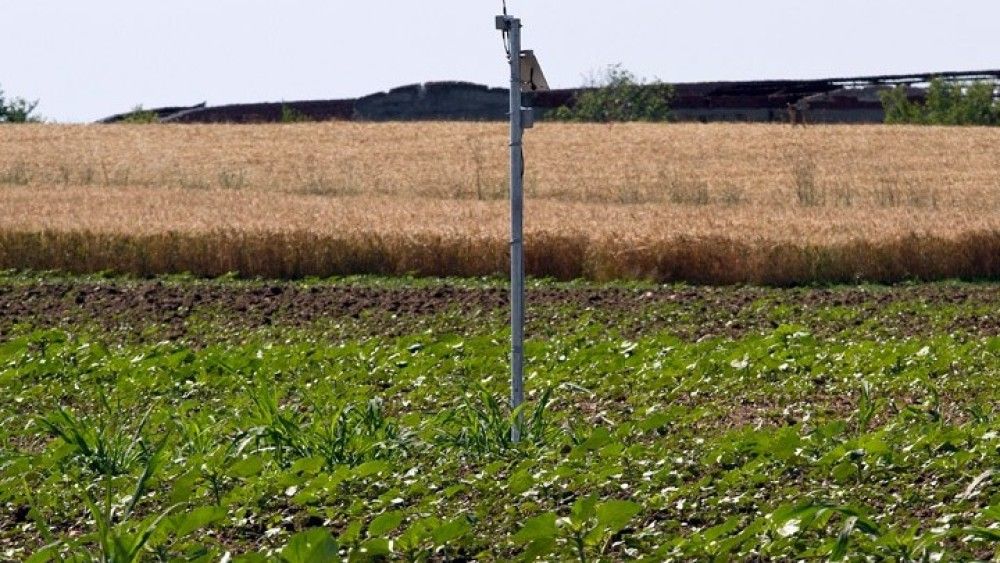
[552,64,673,122]
[0,84,41,123]
[880,85,920,124]
[925,79,961,124]
[954,81,998,125]
[880,78,1000,125]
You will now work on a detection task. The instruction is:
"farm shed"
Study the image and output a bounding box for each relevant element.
[98,69,1000,125]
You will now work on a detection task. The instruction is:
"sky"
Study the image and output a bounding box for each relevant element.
[3,0,999,123]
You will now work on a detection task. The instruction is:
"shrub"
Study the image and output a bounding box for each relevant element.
[0,84,41,123]
[880,86,924,125]
[121,105,160,124]
[552,64,673,122]
[281,104,311,123]
[881,78,1000,125]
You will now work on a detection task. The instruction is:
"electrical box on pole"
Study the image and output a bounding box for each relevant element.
[495,12,546,443]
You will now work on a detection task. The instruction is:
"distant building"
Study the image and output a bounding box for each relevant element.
[98,70,1000,125]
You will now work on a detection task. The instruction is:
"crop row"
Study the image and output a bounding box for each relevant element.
[2,229,1000,286]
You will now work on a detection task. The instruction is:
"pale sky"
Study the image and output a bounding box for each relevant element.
[3,0,998,122]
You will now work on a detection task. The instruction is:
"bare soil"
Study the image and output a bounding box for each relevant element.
[1,280,998,343]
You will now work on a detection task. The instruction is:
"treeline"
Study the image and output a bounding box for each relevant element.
[881,78,1000,126]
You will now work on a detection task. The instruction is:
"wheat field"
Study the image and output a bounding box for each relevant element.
[2,122,1000,284]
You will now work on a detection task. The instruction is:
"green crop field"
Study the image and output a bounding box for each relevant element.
[2,273,1000,561]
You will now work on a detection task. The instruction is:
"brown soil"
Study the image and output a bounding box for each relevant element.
[0,281,998,342]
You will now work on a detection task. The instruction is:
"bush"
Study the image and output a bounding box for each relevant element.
[0,84,41,123]
[551,64,673,122]
[121,105,160,124]
[281,104,311,123]
[881,78,1000,125]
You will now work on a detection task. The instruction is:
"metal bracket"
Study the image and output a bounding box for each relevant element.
[495,15,515,31]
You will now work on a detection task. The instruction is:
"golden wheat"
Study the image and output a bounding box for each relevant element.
[1,122,999,283]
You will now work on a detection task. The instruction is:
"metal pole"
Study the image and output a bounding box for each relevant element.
[506,17,525,443]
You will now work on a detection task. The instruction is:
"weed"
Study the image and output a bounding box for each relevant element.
[660,170,710,205]
[792,155,824,207]
[466,135,490,201]
[830,181,856,207]
[245,382,407,468]
[0,162,30,185]
[217,169,247,190]
[39,405,152,476]
[854,381,879,433]
[57,164,72,186]
[717,184,748,206]
[905,184,939,209]
[436,385,553,454]
[80,165,96,185]
[70,435,214,562]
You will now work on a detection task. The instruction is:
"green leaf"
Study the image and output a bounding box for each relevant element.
[595,500,642,534]
[639,412,672,432]
[512,513,558,544]
[509,468,534,495]
[702,516,740,542]
[830,516,857,561]
[339,519,363,544]
[572,494,598,522]
[770,502,821,533]
[519,537,556,561]
[368,510,404,537]
[359,538,392,556]
[766,428,802,461]
[829,506,881,537]
[353,460,390,478]
[169,470,200,504]
[280,528,339,563]
[432,517,471,545]
[124,504,181,561]
[24,543,58,563]
[289,456,325,476]
[233,555,269,563]
[582,427,612,450]
[229,455,264,478]
[966,526,1000,542]
[982,504,1000,521]
[818,420,848,439]
[831,461,856,484]
[170,505,227,537]
[398,517,438,550]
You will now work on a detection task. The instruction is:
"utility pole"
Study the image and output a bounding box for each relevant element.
[495,12,547,443]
